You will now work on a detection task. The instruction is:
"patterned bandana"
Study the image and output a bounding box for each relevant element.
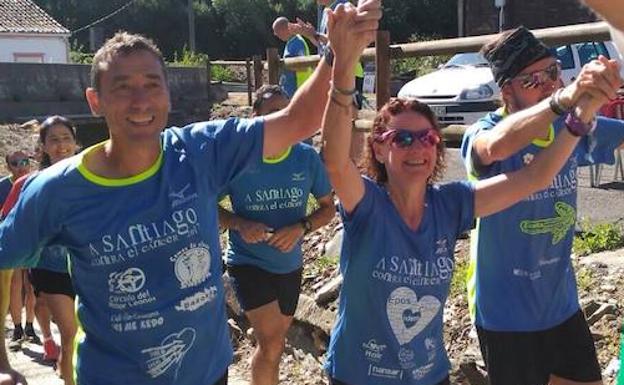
[485,26,554,87]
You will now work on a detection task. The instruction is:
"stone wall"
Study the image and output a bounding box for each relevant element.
[0,62,218,125]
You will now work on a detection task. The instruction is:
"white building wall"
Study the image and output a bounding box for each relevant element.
[0,34,69,63]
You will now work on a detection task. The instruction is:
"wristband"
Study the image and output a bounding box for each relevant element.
[564,111,597,137]
[331,81,357,96]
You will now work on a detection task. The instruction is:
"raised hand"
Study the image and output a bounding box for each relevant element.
[326,0,381,67]
[291,18,316,36]
[574,56,622,120]
[560,55,622,109]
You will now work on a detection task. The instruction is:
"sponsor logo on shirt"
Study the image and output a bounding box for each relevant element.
[108,267,145,294]
[523,153,534,165]
[142,327,196,379]
[108,267,156,310]
[111,311,164,333]
[434,239,448,255]
[175,286,218,312]
[169,184,199,208]
[520,201,575,245]
[170,243,211,289]
[291,172,305,182]
[361,339,387,362]
[411,362,435,380]
[367,364,403,380]
[526,156,578,202]
[386,287,440,367]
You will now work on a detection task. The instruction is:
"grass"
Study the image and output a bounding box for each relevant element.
[450,255,469,299]
[575,266,595,292]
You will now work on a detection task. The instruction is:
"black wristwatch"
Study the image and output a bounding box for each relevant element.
[549,89,568,116]
[300,218,312,234]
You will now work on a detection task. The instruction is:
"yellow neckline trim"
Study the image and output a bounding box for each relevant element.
[263,146,291,164]
[77,141,163,186]
[499,106,554,148]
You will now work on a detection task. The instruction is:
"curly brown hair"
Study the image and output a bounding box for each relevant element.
[360,98,446,184]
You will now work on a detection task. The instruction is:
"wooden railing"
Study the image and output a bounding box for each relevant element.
[210,21,612,114]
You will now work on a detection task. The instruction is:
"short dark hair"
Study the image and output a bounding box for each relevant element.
[91,31,166,91]
[253,85,288,114]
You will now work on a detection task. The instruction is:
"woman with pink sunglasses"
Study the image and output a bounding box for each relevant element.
[320,6,617,385]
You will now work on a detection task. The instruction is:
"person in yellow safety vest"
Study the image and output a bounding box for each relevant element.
[273,17,314,98]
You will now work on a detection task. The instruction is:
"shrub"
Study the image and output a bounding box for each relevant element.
[573,220,624,256]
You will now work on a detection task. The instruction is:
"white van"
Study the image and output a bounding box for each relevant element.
[397,41,624,126]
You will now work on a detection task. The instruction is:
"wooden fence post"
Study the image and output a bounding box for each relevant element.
[253,55,263,90]
[245,57,253,106]
[267,48,280,85]
[375,30,391,111]
[206,60,212,101]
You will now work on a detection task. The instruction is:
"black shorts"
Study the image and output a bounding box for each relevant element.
[476,310,602,385]
[227,264,302,316]
[330,376,450,385]
[29,269,75,299]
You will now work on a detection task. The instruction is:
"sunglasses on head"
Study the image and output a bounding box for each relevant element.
[377,128,441,149]
[9,158,29,167]
[511,62,561,89]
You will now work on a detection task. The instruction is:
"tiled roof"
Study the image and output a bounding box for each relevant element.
[0,0,69,34]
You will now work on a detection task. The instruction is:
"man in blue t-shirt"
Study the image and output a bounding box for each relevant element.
[273,17,314,98]
[0,1,381,383]
[219,84,334,385]
[461,26,624,385]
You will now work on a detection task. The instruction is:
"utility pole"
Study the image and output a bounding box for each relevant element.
[457,0,464,37]
[495,0,506,32]
[188,0,196,52]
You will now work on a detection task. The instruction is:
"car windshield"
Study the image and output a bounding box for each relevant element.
[443,53,489,68]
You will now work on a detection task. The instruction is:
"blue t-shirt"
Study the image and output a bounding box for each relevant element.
[224,143,331,273]
[0,175,12,206]
[461,109,624,331]
[325,177,474,385]
[36,245,69,273]
[0,117,263,384]
[280,35,310,98]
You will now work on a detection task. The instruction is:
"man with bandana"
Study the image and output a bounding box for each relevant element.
[461,26,624,385]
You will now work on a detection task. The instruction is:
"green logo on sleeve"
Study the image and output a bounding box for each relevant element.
[520,202,576,245]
